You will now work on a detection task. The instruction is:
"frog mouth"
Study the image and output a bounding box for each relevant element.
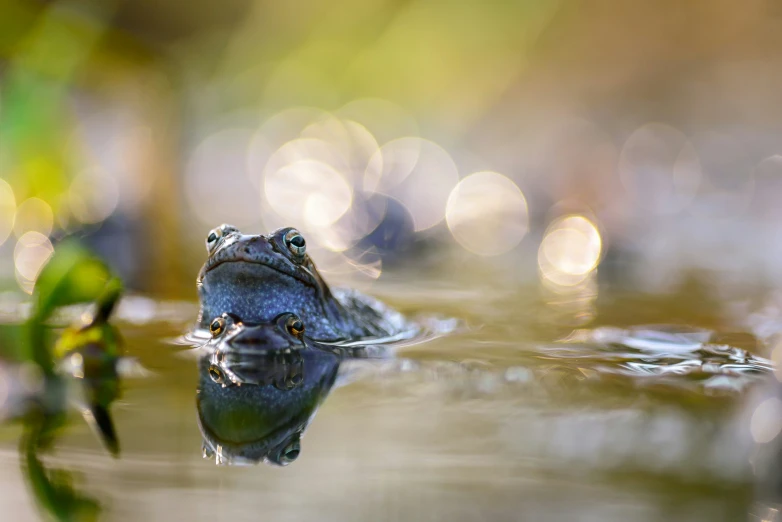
[226,327,304,350]
[199,258,311,287]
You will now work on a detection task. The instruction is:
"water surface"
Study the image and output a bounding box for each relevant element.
[0,274,776,521]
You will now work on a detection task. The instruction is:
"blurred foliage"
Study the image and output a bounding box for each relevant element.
[0,0,112,208]
[53,275,122,360]
[21,406,100,522]
[26,241,114,375]
[16,241,124,521]
[33,242,114,320]
[185,0,560,127]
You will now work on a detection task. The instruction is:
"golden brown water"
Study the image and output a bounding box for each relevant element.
[2,268,779,521]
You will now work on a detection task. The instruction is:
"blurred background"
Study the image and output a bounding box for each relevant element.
[6,2,782,521]
[5,0,782,301]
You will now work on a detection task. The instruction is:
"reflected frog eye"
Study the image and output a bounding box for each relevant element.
[285,315,305,337]
[284,229,306,257]
[288,370,303,387]
[279,440,300,465]
[208,364,225,384]
[209,317,226,337]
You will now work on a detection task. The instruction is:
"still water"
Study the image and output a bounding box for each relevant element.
[0,269,779,521]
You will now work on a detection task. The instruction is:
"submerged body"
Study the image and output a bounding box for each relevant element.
[196,225,410,341]
[197,312,352,466]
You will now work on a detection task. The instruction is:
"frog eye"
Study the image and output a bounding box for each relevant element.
[288,370,303,387]
[209,317,226,337]
[206,224,238,254]
[208,364,225,384]
[285,315,305,337]
[283,229,306,257]
[279,440,300,465]
[205,227,223,253]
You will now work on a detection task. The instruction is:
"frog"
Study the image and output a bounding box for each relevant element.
[196,312,347,466]
[196,224,411,342]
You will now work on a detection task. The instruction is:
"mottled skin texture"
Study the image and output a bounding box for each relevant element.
[197,313,341,466]
[197,226,394,341]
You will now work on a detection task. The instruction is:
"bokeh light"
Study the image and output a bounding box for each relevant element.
[300,117,380,183]
[247,107,333,191]
[750,397,782,444]
[264,159,353,227]
[14,231,54,294]
[262,136,345,183]
[243,104,453,259]
[252,109,388,252]
[538,214,603,287]
[0,1,781,519]
[445,171,529,256]
[13,197,54,238]
[0,179,17,247]
[69,169,120,224]
[365,138,458,232]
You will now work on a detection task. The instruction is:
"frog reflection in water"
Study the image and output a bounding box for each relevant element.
[197,312,358,466]
[197,225,410,341]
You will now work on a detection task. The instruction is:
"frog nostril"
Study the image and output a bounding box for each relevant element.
[243,247,250,254]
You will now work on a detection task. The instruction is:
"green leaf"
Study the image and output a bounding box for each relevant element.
[32,241,112,321]
[25,241,119,376]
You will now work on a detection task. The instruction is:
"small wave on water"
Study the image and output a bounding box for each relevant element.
[542,324,774,393]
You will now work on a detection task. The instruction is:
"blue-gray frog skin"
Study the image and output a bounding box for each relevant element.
[197,312,344,466]
[197,225,396,341]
